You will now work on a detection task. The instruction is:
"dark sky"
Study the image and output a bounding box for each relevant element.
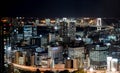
[1,0,120,17]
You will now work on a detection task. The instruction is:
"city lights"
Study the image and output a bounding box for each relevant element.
[2,17,120,73]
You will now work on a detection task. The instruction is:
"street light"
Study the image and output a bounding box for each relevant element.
[89,67,94,73]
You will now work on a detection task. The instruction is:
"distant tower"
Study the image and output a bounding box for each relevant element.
[15,51,20,64]
[59,21,68,38]
[35,19,39,25]
[45,19,50,25]
[97,18,102,31]
[31,55,35,66]
[59,18,76,41]
[68,21,76,40]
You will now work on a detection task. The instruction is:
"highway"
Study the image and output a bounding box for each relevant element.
[13,63,77,72]
[12,63,119,73]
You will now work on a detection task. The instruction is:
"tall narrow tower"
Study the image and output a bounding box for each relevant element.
[97,18,102,31]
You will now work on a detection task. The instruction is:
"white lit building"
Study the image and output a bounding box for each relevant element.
[107,56,118,72]
[68,47,85,67]
[48,46,63,64]
[89,45,108,68]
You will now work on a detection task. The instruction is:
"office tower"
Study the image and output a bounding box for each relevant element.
[30,37,41,47]
[89,45,108,68]
[73,59,79,69]
[45,19,50,25]
[59,21,68,38]
[59,21,71,45]
[23,25,33,44]
[107,57,118,71]
[23,52,26,65]
[19,56,24,65]
[86,55,90,68]
[111,58,118,71]
[31,55,35,66]
[48,46,63,64]
[48,33,56,42]
[14,51,20,64]
[32,25,37,36]
[47,58,51,68]
[35,53,41,66]
[65,59,73,68]
[35,19,39,25]
[68,47,85,59]
[68,47,85,67]
[107,57,112,71]
[68,22,76,40]
[41,37,48,46]
[35,53,38,66]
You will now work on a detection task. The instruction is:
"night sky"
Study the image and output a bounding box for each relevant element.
[1,0,120,17]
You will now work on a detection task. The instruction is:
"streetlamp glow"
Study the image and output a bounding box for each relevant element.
[89,67,94,72]
[111,68,116,72]
[54,26,58,30]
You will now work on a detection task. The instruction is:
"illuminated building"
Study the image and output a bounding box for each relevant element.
[107,56,112,71]
[68,21,76,40]
[19,56,24,65]
[31,55,35,66]
[48,46,63,64]
[65,59,79,69]
[96,18,102,31]
[45,19,50,25]
[35,19,39,25]
[48,33,54,42]
[73,59,79,69]
[65,59,73,68]
[68,47,85,68]
[14,51,20,64]
[59,21,68,38]
[23,25,33,40]
[89,45,108,68]
[59,18,76,42]
[107,56,118,72]
[30,37,41,47]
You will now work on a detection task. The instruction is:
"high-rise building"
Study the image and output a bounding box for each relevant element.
[19,56,24,65]
[96,18,102,31]
[30,37,41,47]
[89,45,108,68]
[23,25,32,40]
[65,59,73,68]
[14,51,20,64]
[73,59,79,69]
[68,47,85,67]
[59,18,76,42]
[48,46,63,64]
[31,55,35,66]
[68,22,76,40]
[45,19,50,25]
[59,21,68,38]
[48,33,56,42]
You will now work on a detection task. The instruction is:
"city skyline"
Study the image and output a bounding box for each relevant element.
[2,17,120,73]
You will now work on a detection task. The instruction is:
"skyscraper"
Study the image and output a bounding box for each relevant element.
[68,21,76,40]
